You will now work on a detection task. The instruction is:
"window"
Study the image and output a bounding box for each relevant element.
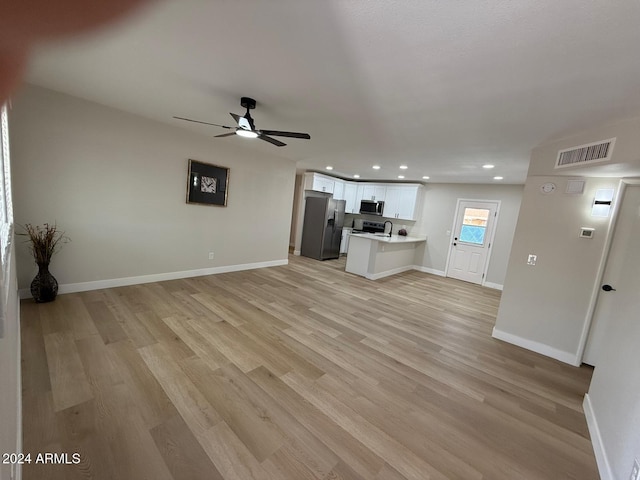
[0,104,14,337]
[459,207,489,245]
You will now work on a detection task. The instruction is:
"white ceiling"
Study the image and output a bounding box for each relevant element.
[24,0,640,184]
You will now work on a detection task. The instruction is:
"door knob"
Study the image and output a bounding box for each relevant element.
[453,242,457,246]
[602,284,616,292]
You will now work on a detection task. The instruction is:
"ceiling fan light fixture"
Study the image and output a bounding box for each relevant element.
[236,129,258,139]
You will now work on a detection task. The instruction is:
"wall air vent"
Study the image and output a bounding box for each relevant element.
[555,138,616,169]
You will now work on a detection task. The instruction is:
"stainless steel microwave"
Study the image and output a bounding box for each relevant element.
[359,200,384,216]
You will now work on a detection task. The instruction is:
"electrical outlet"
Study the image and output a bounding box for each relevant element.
[630,458,640,480]
[208,252,214,260]
[527,254,537,266]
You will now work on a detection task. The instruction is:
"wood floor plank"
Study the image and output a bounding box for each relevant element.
[281,371,450,480]
[197,421,276,480]
[247,366,386,479]
[181,358,286,462]
[21,254,598,480]
[20,301,52,396]
[139,342,222,437]
[43,330,94,412]
[150,413,224,480]
[84,300,128,345]
[106,339,180,429]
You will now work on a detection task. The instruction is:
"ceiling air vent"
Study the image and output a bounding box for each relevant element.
[555,138,616,169]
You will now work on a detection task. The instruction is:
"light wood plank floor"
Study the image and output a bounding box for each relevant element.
[21,254,598,479]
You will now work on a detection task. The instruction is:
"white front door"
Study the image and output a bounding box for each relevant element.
[583,185,640,366]
[446,200,499,285]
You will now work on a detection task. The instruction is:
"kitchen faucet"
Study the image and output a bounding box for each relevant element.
[384,220,393,237]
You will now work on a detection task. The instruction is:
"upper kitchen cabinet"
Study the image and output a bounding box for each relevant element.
[360,184,386,202]
[333,179,345,200]
[383,185,422,220]
[343,182,359,213]
[304,172,335,194]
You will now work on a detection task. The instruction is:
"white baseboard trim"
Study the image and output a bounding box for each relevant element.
[583,394,614,480]
[411,265,503,290]
[366,265,415,280]
[19,259,288,299]
[491,327,580,366]
[413,266,446,277]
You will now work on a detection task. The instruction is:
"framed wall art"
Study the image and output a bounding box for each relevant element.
[186,159,229,207]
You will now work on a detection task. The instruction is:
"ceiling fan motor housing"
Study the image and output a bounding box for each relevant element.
[240,97,256,110]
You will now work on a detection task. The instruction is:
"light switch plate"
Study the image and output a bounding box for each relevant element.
[527,254,537,265]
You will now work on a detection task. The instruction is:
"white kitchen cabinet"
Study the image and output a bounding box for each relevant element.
[340,227,352,254]
[333,179,345,200]
[304,172,335,194]
[360,184,386,202]
[343,182,358,213]
[383,185,421,220]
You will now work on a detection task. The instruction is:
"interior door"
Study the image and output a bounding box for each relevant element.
[583,185,640,366]
[446,200,498,284]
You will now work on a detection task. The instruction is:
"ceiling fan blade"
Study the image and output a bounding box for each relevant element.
[214,132,237,138]
[258,134,286,147]
[259,130,310,139]
[173,116,232,129]
[229,112,241,124]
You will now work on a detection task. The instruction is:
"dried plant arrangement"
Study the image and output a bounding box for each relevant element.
[20,223,70,266]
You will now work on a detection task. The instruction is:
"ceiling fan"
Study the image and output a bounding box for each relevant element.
[173,97,310,147]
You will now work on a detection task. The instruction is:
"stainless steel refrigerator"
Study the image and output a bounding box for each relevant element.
[300,196,346,260]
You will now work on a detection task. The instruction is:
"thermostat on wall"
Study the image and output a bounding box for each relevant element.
[580,227,595,238]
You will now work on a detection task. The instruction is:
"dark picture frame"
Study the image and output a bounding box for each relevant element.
[186,159,229,207]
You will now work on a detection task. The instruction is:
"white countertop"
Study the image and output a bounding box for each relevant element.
[348,233,426,244]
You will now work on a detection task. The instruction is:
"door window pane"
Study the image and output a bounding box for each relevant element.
[459,208,489,245]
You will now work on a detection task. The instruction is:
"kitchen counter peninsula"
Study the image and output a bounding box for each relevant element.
[345,233,426,280]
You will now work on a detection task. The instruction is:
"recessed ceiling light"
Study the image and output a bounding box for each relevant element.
[353,174,360,179]
[422,176,430,180]
[483,164,495,169]
[494,176,503,180]
[325,166,333,170]
[399,165,408,170]
[372,165,381,170]
[398,175,405,179]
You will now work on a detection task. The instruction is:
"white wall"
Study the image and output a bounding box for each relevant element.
[494,175,617,363]
[10,86,296,291]
[494,114,640,479]
[0,247,20,480]
[412,183,523,287]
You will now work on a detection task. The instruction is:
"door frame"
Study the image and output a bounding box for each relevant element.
[445,198,501,287]
[578,178,640,363]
